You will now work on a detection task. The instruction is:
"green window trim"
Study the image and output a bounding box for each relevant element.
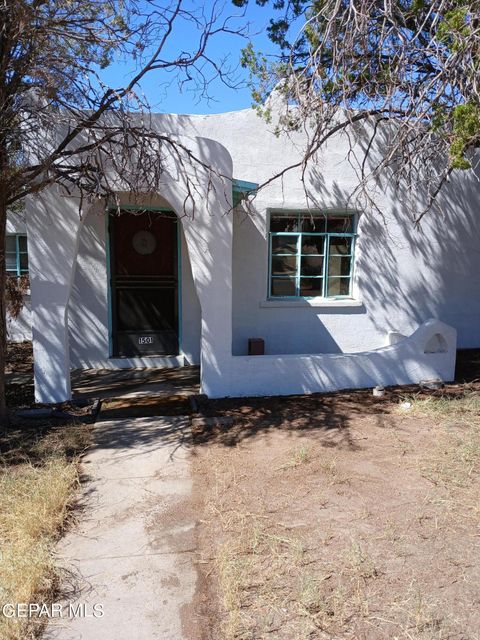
[268,211,357,300]
[6,234,29,277]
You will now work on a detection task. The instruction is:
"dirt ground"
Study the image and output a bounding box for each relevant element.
[191,363,480,639]
[5,341,34,408]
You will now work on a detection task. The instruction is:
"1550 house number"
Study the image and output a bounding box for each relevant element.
[138,336,154,345]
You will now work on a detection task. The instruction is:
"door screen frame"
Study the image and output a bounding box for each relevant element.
[105,206,182,358]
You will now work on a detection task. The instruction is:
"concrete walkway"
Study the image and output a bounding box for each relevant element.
[45,415,198,640]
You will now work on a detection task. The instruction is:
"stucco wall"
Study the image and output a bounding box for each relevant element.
[213,320,457,398]
[67,199,202,368]
[10,106,480,370]
[6,298,31,343]
[68,207,109,367]
[230,184,480,355]
[176,108,480,355]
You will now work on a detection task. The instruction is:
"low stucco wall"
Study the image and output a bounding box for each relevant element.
[203,319,457,398]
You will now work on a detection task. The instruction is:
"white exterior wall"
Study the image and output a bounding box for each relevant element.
[13,106,480,401]
[156,109,480,356]
[25,134,233,401]
[60,108,480,367]
[26,189,86,402]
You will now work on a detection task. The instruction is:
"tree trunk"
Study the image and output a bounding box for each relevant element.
[0,192,9,426]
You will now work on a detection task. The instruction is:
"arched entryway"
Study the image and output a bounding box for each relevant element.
[28,133,234,403]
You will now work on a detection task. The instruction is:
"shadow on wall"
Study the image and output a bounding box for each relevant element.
[68,198,203,369]
[89,113,480,360]
[30,117,480,404]
[353,174,480,347]
[7,298,32,342]
[229,126,480,358]
[179,225,201,364]
[27,190,91,402]
[301,124,480,351]
[28,132,234,403]
[68,210,109,367]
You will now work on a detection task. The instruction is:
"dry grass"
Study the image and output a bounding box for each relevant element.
[0,422,92,640]
[212,504,455,640]
[204,453,380,640]
[275,445,310,471]
[399,390,480,424]
[215,510,312,640]
[400,391,480,488]
[194,388,480,640]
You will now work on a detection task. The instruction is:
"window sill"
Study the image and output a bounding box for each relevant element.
[259,298,363,309]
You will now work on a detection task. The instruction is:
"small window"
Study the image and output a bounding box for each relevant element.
[6,234,29,276]
[268,212,355,299]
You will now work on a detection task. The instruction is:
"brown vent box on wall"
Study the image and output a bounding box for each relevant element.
[248,338,265,356]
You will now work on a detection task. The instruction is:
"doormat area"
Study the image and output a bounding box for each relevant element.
[99,395,192,419]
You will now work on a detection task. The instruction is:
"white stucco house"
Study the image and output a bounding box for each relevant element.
[7,105,475,404]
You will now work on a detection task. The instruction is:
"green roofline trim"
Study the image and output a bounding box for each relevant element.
[232,178,258,207]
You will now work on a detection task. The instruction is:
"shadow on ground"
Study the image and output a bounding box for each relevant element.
[6,343,480,456]
[86,415,190,453]
[71,365,200,400]
[192,348,480,449]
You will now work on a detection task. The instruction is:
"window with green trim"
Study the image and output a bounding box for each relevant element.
[6,234,29,276]
[268,212,356,299]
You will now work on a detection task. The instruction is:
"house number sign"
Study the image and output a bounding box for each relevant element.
[138,336,154,345]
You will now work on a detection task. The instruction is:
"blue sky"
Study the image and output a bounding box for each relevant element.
[105,1,281,114]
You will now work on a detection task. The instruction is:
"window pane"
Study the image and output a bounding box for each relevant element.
[18,236,27,252]
[271,255,297,276]
[328,256,351,277]
[329,237,352,255]
[301,235,324,255]
[271,277,296,297]
[300,278,323,297]
[301,255,324,277]
[326,216,354,233]
[6,253,17,273]
[300,215,326,233]
[327,277,350,296]
[6,236,16,252]
[19,254,29,271]
[270,216,299,232]
[271,235,298,254]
